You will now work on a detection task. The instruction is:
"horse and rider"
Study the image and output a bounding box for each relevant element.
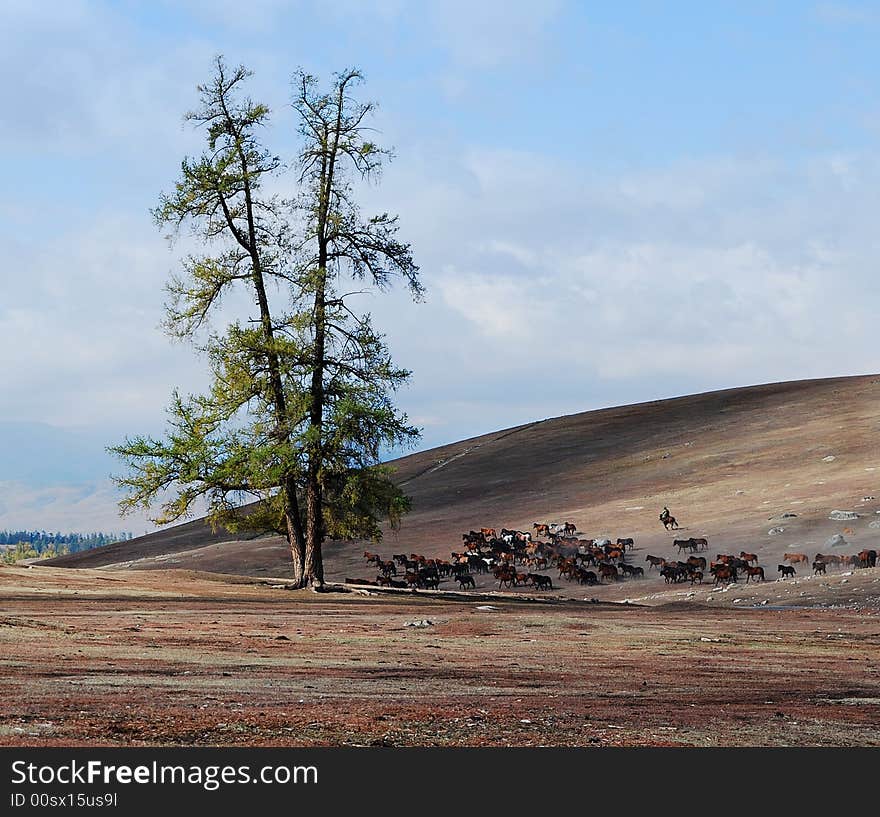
[660,506,680,530]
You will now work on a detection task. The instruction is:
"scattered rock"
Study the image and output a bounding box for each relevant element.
[829,510,859,521]
[768,527,785,536]
[735,490,745,495]
[769,512,798,521]
[475,606,497,611]
[869,521,880,529]
[700,637,720,642]
[862,496,876,502]
[841,579,849,585]
[822,455,836,462]
[825,534,848,548]
[404,619,434,628]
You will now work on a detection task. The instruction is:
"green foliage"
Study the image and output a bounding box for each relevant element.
[1,541,70,564]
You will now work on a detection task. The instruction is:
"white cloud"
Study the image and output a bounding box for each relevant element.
[364,145,880,450]
[428,0,564,69]
[812,2,880,26]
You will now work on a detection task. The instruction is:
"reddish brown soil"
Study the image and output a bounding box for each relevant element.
[2,566,878,747]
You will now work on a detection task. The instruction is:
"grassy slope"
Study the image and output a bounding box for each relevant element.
[45,374,880,584]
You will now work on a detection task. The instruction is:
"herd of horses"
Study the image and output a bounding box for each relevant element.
[779,549,878,578]
[351,522,879,594]
[355,521,646,591]
[645,550,765,585]
[647,547,880,586]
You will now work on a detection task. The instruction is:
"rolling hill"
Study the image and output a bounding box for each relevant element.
[45,374,880,590]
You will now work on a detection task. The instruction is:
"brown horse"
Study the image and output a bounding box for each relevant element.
[645,554,665,570]
[598,563,619,582]
[529,573,553,590]
[744,565,765,582]
[494,564,516,589]
[858,549,878,568]
[783,553,808,565]
[711,565,736,585]
[740,551,758,564]
[686,556,707,572]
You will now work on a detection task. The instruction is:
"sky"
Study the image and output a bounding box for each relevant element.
[2,0,879,532]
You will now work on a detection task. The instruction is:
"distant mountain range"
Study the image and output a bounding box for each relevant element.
[0,421,153,533]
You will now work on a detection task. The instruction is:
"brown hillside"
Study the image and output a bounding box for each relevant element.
[45,374,880,596]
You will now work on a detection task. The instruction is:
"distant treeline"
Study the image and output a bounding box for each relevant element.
[0,529,132,554]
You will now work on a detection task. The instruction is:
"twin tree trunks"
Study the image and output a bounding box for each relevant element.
[111,59,423,588]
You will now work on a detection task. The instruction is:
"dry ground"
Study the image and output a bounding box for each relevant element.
[2,565,879,747]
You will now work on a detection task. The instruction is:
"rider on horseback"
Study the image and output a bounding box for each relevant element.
[660,506,670,523]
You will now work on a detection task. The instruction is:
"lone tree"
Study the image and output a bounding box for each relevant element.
[111,58,423,588]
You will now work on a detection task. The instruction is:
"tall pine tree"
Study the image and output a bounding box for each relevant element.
[111,59,422,588]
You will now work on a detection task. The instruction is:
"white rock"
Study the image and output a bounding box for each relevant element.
[825,534,848,548]
[822,455,836,462]
[768,527,785,536]
[829,510,859,521]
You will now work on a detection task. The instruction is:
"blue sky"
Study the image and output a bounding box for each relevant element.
[2,1,879,531]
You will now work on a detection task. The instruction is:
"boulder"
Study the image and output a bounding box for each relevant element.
[821,455,836,462]
[824,534,848,548]
[829,510,859,521]
[768,527,785,536]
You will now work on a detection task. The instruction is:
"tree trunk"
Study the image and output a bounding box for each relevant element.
[284,477,308,587]
[304,280,326,588]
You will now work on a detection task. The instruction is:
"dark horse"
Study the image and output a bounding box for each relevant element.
[660,514,679,530]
